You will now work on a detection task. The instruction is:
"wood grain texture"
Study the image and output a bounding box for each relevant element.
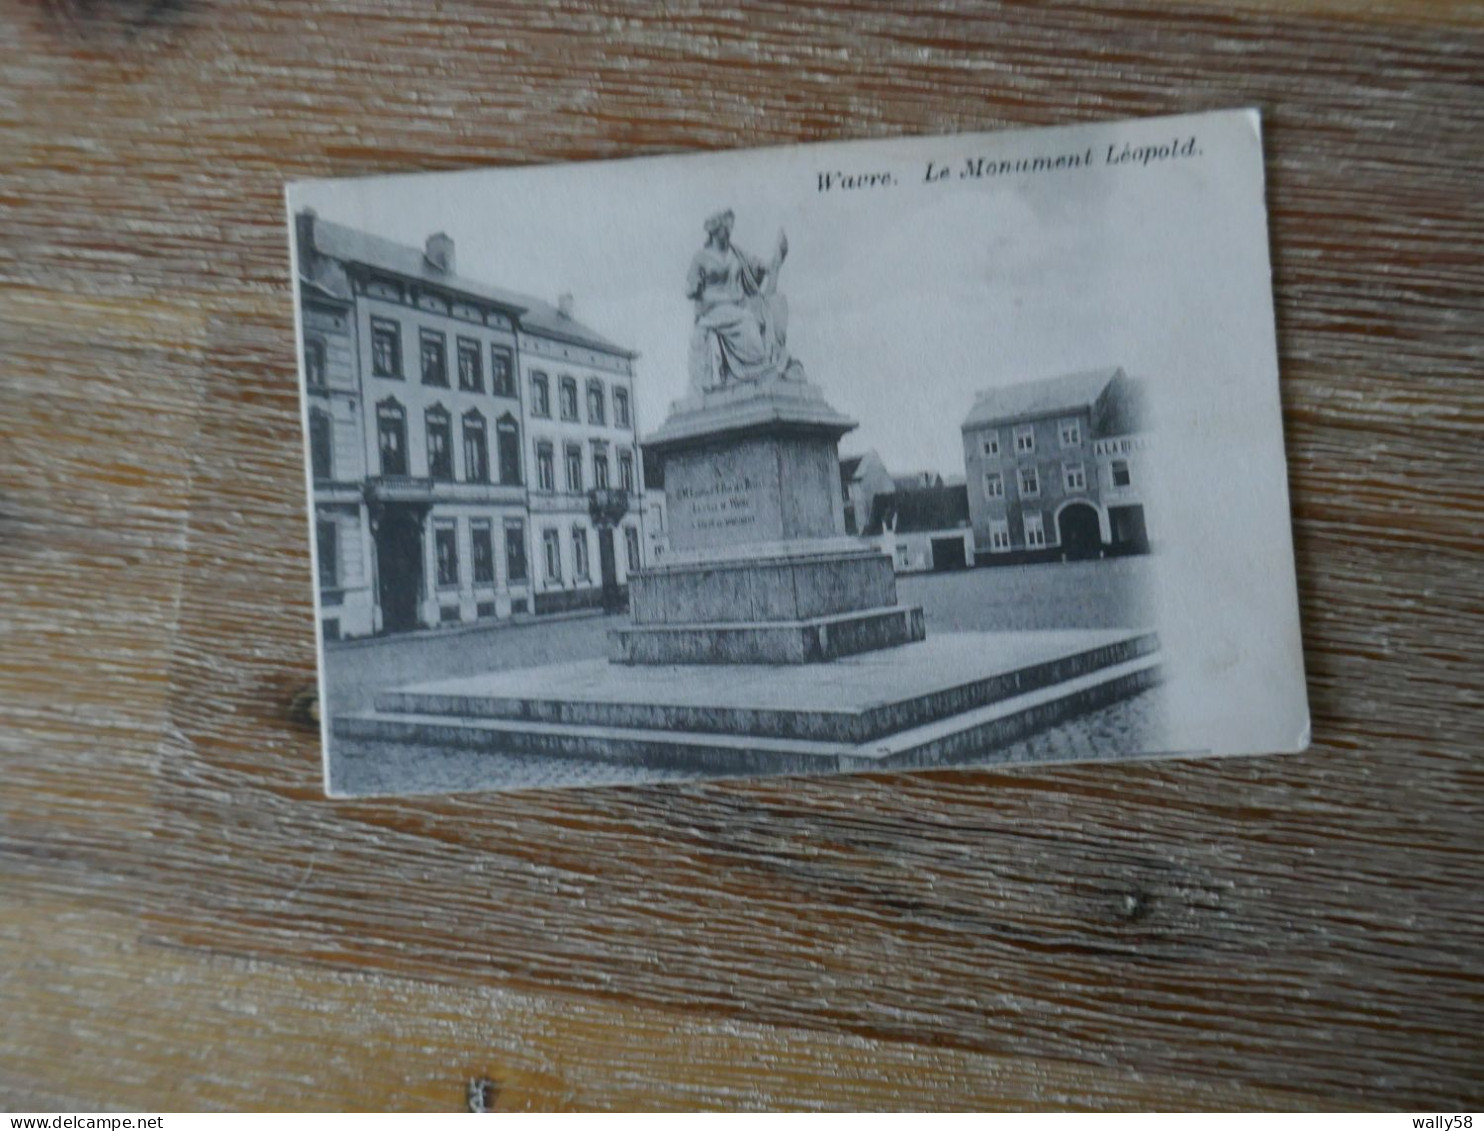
[2,0,1482,1112]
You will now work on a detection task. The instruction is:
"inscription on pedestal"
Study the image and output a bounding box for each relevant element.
[673,475,759,537]
[664,436,845,554]
[666,442,782,553]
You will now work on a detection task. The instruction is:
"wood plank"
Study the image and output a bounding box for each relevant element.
[0,892,1336,1111]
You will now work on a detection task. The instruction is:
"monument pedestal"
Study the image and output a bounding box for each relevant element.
[609,376,925,665]
[612,551,926,663]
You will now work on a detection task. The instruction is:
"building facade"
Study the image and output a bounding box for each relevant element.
[300,244,376,641]
[961,367,1152,565]
[517,298,646,616]
[838,450,893,536]
[864,484,974,573]
[294,212,645,639]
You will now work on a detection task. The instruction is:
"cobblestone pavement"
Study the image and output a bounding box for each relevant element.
[982,684,1169,768]
[333,686,1169,797]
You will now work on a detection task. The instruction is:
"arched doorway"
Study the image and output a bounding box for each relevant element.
[1057,502,1102,560]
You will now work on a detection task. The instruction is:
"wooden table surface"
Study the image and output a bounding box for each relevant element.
[3,0,1482,1112]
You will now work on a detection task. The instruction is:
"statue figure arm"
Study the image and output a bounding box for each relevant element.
[737,233,788,297]
[684,253,707,303]
[730,244,771,295]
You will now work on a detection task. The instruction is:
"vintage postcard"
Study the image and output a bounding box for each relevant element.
[286,108,1309,797]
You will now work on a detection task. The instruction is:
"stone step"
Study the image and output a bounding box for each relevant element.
[842,653,1164,771]
[335,651,1163,783]
[373,630,1160,745]
[336,710,858,777]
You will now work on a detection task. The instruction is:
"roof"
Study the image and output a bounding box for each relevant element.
[892,471,943,493]
[864,484,970,536]
[518,297,637,358]
[839,455,864,481]
[305,215,636,359]
[962,367,1124,430]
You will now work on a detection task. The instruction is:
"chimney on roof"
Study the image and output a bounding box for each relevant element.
[557,292,574,319]
[425,232,455,274]
[295,208,317,256]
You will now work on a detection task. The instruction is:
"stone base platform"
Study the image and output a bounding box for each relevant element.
[610,604,926,665]
[335,629,1162,781]
[620,544,922,664]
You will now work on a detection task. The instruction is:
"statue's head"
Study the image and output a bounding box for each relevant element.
[703,209,735,244]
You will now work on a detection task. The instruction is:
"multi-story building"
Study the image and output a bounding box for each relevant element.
[961,367,1152,564]
[518,295,645,615]
[298,229,375,640]
[293,211,644,638]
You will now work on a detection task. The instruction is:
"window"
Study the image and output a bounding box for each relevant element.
[496,415,522,485]
[543,529,562,582]
[317,518,338,587]
[592,444,610,490]
[304,337,327,389]
[376,399,407,476]
[536,441,555,492]
[624,525,641,574]
[426,406,453,480]
[572,526,590,580]
[1019,466,1039,498]
[586,379,606,425]
[462,410,488,483]
[984,471,1004,499]
[565,443,583,492]
[456,337,482,392]
[559,376,578,421]
[530,371,550,417]
[309,407,333,480]
[614,387,631,428]
[619,449,635,494]
[490,346,515,397]
[989,519,1011,552]
[420,328,447,386]
[1111,459,1132,488]
[434,522,459,587]
[1063,462,1087,492]
[505,521,528,583]
[1023,511,1046,548]
[471,520,495,584]
[1014,424,1035,454]
[980,431,999,458]
[1059,418,1082,447]
[371,318,401,378]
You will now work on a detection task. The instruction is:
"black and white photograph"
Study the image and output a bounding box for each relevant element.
[288,108,1309,797]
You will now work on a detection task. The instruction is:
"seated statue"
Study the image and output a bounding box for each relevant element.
[686,209,803,394]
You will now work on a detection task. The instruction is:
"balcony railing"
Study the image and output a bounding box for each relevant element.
[366,475,528,505]
[365,475,435,503]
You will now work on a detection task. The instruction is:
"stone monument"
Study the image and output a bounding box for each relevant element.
[608,209,926,664]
